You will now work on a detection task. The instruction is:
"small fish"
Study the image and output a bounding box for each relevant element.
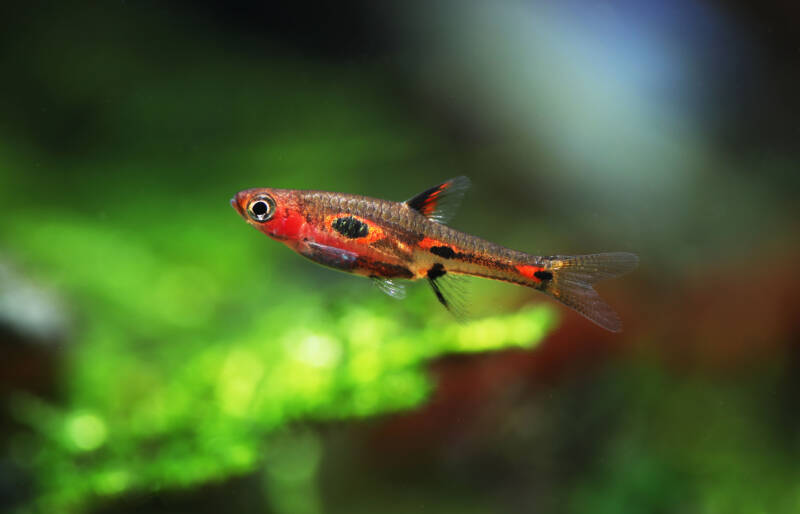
[231,177,637,331]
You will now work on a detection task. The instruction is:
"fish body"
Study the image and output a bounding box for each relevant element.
[231,177,637,332]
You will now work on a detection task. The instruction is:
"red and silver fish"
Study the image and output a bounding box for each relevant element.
[231,177,637,331]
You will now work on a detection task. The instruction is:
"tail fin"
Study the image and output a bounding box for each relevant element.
[542,252,638,332]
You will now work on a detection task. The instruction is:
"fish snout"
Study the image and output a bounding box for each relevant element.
[230,192,247,217]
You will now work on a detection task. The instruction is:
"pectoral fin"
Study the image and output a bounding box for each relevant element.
[371,277,407,299]
[298,241,358,271]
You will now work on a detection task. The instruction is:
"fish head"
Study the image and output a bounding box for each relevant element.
[231,188,306,242]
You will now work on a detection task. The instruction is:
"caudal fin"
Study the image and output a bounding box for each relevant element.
[542,252,638,332]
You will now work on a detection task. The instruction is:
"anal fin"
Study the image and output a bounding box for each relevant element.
[426,263,469,321]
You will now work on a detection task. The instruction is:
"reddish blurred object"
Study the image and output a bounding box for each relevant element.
[369,243,800,456]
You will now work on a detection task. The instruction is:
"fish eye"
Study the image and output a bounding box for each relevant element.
[246,195,275,222]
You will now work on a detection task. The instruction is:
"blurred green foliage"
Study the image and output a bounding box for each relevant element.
[562,364,800,514]
[0,25,556,507]
[2,2,799,513]
[2,169,556,512]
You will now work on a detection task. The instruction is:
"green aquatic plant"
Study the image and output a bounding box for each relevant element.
[0,18,559,508]
[4,211,557,512]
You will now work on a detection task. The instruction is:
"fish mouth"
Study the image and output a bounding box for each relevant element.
[230,194,245,217]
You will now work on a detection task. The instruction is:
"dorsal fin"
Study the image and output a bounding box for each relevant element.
[405,176,471,224]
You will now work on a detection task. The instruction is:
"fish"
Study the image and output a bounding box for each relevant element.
[231,177,638,332]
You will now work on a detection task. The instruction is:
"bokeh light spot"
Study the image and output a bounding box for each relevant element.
[94,469,131,496]
[66,412,107,452]
[290,332,342,368]
[217,350,265,416]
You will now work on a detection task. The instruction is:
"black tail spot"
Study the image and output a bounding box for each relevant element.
[534,270,553,281]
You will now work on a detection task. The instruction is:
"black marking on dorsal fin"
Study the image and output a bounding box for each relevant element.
[332,216,369,238]
[426,263,469,320]
[405,176,471,224]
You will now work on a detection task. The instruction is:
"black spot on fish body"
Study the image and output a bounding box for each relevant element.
[427,262,446,280]
[430,246,456,259]
[332,216,369,238]
[534,270,553,281]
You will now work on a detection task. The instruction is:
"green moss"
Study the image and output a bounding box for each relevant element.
[3,203,556,512]
[0,7,561,510]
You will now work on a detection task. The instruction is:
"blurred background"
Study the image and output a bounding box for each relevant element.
[1,0,798,512]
